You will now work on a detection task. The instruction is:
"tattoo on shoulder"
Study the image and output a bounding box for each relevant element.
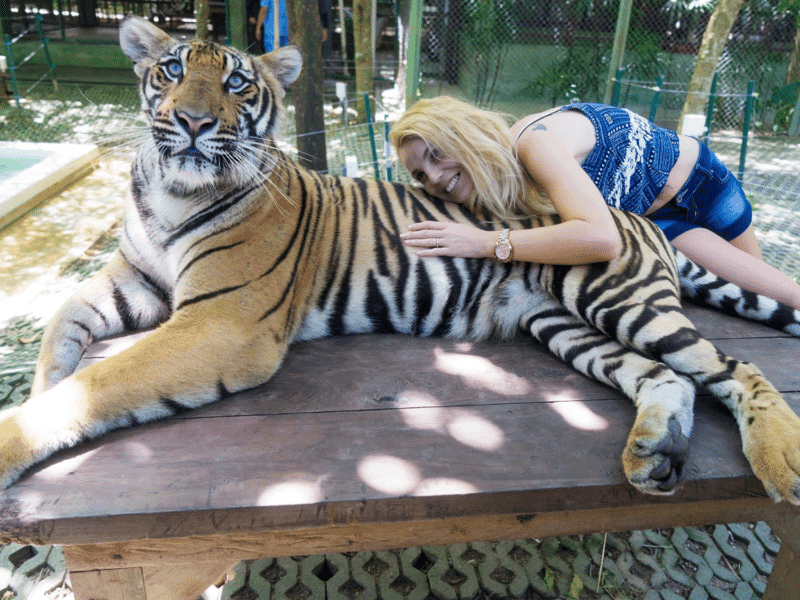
[530,124,547,132]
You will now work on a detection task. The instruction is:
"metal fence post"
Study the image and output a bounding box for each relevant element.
[704,72,718,145]
[610,68,623,108]
[738,80,755,181]
[648,75,663,122]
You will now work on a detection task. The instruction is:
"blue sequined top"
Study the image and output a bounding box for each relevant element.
[516,103,681,214]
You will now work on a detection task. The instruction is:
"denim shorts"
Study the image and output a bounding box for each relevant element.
[646,142,753,242]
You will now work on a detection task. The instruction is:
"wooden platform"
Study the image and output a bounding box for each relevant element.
[1,304,799,599]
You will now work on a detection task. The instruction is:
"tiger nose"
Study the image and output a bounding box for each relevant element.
[176,110,216,137]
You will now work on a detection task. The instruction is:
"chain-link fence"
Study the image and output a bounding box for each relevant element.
[415,0,798,131]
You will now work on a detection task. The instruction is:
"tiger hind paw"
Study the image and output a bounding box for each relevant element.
[743,399,800,505]
[624,414,690,495]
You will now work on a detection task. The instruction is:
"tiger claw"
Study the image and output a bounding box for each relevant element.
[625,414,691,495]
[647,418,688,491]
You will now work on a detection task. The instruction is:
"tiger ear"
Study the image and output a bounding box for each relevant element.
[120,14,175,78]
[260,46,303,90]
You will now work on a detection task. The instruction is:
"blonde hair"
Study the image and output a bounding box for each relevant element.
[389,96,549,220]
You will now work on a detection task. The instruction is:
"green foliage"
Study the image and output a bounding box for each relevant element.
[461,0,514,107]
[542,566,556,591]
[767,81,800,132]
[523,36,611,105]
[624,27,669,82]
[567,573,584,598]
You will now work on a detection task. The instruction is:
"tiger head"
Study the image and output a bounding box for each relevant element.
[119,15,302,196]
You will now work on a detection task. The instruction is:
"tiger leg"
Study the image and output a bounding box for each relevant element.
[522,301,695,495]
[32,251,171,395]
[603,305,800,504]
[0,309,288,488]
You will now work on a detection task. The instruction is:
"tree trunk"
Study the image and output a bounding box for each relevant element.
[287,0,328,173]
[678,0,744,132]
[352,0,374,123]
[788,25,800,84]
[195,0,210,41]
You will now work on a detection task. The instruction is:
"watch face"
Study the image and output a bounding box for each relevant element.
[495,243,511,261]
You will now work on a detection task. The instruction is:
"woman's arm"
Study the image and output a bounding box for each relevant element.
[402,118,622,264]
[509,117,622,263]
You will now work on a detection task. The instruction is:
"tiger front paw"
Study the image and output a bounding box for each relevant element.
[0,406,37,489]
[623,409,690,495]
[743,400,800,505]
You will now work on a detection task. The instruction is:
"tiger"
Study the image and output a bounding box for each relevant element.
[0,14,799,504]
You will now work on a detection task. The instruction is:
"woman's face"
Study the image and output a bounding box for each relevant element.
[397,137,474,204]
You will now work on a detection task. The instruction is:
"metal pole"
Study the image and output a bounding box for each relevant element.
[405,0,423,108]
[738,80,755,181]
[364,93,381,179]
[4,33,20,108]
[610,67,623,108]
[704,72,718,145]
[788,85,800,139]
[384,118,392,181]
[338,0,347,76]
[603,0,634,105]
[648,75,663,122]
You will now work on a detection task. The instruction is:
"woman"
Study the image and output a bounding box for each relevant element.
[391,97,800,311]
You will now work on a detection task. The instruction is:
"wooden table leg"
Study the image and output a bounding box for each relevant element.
[69,567,146,600]
[67,558,238,600]
[761,542,800,600]
[763,515,800,600]
[141,560,239,600]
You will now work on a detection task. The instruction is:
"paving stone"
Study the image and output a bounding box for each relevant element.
[712,525,757,582]
[586,532,628,594]
[539,537,580,597]
[0,544,68,599]
[374,550,404,600]
[423,545,459,600]
[398,548,431,600]
[297,554,328,600]
[447,543,481,600]
[733,581,757,600]
[352,551,381,600]
[475,539,528,599]
[688,586,709,600]
[628,530,669,589]
[705,584,739,600]
[725,522,775,584]
[324,551,376,600]
[671,528,714,587]
[510,539,554,598]
[752,522,781,555]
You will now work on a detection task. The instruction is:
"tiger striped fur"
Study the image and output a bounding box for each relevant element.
[1,15,799,503]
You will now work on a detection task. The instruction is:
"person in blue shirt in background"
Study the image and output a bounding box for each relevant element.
[256,0,289,52]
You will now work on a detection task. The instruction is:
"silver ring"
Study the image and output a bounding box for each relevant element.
[436,238,440,248]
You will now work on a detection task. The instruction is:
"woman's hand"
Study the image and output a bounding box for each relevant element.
[400,222,494,258]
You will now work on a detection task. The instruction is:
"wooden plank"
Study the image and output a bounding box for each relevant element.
[68,567,146,600]
[4,382,786,546]
[60,497,794,572]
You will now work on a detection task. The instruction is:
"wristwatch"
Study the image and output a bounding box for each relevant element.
[493,228,514,263]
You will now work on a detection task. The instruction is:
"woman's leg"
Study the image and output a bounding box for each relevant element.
[728,224,764,260]
[671,226,800,310]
